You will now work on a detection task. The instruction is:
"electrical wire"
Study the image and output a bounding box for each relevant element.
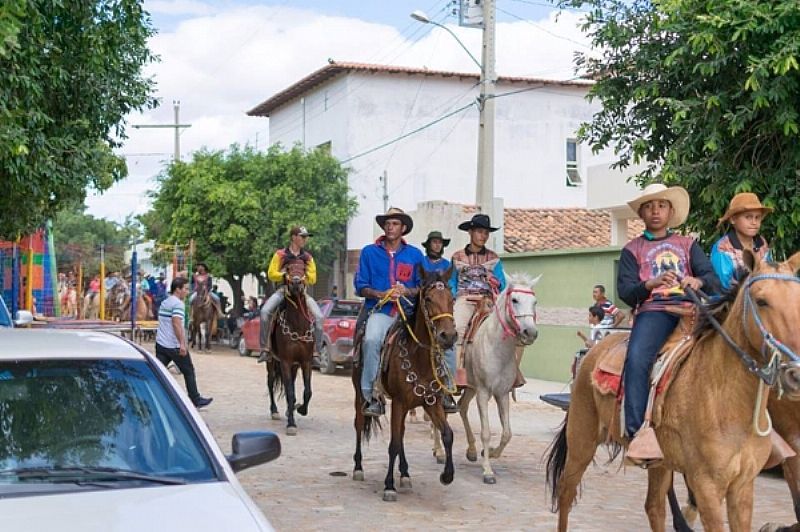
[506,0,586,12]
[496,5,593,51]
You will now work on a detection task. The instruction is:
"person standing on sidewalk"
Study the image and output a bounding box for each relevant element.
[155,277,213,409]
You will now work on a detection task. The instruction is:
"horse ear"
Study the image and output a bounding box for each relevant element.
[417,262,427,282]
[787,251,800,274]
[530,274,542,286]
[742,249,758,272]
[443,264,454,281]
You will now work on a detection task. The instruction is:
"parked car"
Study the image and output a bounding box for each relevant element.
[0,295,33,328]
[0,328,280,531]
[315,298,362,374]
[237,298,362,374]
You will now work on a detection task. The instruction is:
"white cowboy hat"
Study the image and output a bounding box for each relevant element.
[627,183,690,228]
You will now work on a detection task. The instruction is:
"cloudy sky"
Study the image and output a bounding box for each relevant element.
[85,0,593,222]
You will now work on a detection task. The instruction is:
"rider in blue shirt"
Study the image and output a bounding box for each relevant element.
[354,208,423,417]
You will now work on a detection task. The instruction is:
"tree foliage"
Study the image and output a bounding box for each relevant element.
[0,0,157,239]
[567,0,800,256]
[52,204,141,275]
[142,144,357,312]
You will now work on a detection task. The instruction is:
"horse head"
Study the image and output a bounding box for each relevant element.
[727,250,800,399]
[498,272,541,345]
[284,260,307,299]
[417,264,457,349]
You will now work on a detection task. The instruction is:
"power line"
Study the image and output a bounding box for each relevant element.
[506,0,585,12]
[496,5,593,50]
[340,101,477,164]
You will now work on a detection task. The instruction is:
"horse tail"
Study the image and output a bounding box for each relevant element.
[545,414,569,512]
[362,413,381,443]
[269,358,285,399]
[667,478,694,532]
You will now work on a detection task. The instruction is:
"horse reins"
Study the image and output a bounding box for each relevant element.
[495,287,537,340]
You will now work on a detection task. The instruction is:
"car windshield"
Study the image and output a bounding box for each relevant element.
[329,302,361,318]
[0,358,217,494]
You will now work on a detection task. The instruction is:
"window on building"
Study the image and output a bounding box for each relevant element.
[566,138,582,187]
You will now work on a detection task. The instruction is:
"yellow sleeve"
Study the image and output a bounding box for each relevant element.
[267,252,284,283]
[306,256,317,285]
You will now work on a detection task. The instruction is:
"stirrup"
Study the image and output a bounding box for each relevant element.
[624,426,663,468]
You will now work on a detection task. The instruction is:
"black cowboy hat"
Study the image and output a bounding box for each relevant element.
[422,230,451,249]
[375,207,413,235]
[458,213,499,232]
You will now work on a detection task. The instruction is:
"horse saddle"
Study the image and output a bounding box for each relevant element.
[591,311,697,407]
[463,296,494,345]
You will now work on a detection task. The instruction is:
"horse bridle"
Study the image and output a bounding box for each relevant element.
[495,287,537,340]
[687,273,800,387]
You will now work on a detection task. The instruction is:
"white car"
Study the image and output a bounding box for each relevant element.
[0,329,278,532]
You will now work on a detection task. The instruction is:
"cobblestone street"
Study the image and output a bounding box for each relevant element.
[166,344,796,531]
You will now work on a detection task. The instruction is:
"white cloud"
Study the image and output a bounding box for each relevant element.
[145,0,217,17]
[86,5,592,222]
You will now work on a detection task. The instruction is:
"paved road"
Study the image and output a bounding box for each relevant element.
[161,344,796,531]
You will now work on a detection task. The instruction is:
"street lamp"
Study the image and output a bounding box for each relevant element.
[411,3,499,250]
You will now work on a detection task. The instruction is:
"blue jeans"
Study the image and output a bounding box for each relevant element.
[444,347,456,386]
[623,311,680,437]
[361,312,396,400]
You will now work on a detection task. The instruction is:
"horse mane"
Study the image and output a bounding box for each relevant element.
[693,266,750,338]
[506,271,538,289]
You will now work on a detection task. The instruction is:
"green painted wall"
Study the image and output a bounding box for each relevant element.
[501,247,624,382]
[502,246,624,308]
[519,325,583,383]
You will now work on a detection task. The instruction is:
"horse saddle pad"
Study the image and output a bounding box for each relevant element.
[591,314,696,401]
[463,297,494,345]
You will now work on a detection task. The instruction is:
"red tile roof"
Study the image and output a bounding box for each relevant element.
[503,207,644,253]
[247,61,593,117]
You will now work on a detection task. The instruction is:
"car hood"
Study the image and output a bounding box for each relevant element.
[0,482,272,532]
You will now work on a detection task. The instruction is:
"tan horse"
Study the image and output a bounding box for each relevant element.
[82,292,100,319]
[189,282,215,351]
[546,251,800,532]
[351,266,458,502]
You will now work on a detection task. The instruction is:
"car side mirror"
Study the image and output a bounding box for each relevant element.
[14,310,33,326]
[226,431,281,473]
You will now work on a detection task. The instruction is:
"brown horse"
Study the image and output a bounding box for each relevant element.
[266,260,315,436]
[546,251,800,532]
[351,265,458,502]
[190,282,216,351]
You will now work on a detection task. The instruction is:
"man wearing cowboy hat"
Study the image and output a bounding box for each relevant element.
[420,230,458,414]
[711,192,773,290]
[618,183,718,463]
[449,213,521,386]
[354,208,424,417]
[258,225,324,363]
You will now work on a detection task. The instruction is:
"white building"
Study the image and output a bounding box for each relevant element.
[248,62,638,295]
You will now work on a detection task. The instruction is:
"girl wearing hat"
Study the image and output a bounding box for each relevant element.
[711,192,773,290]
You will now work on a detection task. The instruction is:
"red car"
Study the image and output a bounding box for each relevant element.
[238,298,362,375]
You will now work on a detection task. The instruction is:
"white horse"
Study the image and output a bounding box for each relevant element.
[433,272,541,484]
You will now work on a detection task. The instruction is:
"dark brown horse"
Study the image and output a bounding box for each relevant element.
[190,281,216,351]
[546,251,800,532]
[351,265,458,502]
[266,260,315,436]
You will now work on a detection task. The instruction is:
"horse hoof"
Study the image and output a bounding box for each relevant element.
[383,490,397,502]
[271,412,281,420]
[759,524,786,532]
[466,450,477,462]
[286,426,297,436]
[483,474,496,485]
[436,454,445,465]
[399,477,412,490]
[296,405,308,416]
[489,448,501,459]
[352,470,364,481]
[439,472,454,485]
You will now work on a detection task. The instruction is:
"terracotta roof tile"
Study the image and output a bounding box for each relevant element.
[503,208,644,253]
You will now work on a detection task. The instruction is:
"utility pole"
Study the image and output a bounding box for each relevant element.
[132,100,192,162]
[381,170,389,212]
[476,0,499,250]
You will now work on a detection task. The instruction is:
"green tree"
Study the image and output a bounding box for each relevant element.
[143,144,357,314]
[0,0,157,239]
[566,0,800,256]
[52,204,141,276]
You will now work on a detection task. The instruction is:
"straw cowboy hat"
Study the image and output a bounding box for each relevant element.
[627,183,690,228]
[375,207,413,235]
[458,213,500,232]
[422,230,451,249]
[717,192,773,227]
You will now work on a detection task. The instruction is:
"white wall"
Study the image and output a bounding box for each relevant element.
[267,70,620,252]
